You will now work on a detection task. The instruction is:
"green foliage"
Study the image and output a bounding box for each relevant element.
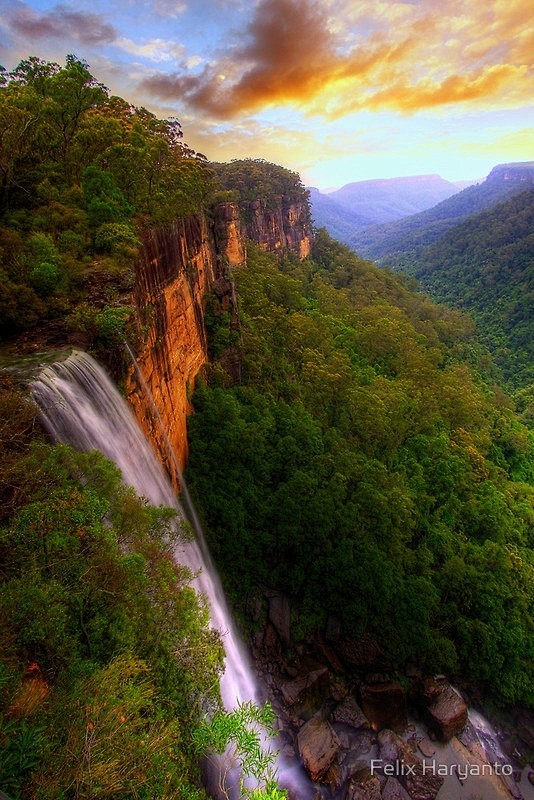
[94,222,139,254]
[213,159,309,213]
[387,189,534,389]
[0,54,213,344]
[193,701,287,800]
[187,234,534,705]
[66,303,133,351]
[0,409,223,798]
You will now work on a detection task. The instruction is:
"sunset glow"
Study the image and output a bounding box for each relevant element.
[1,0,532,186]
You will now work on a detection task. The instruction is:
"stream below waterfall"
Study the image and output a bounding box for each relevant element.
[30,350,532,800]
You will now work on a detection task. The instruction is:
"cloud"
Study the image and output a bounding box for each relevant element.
[9,2,116,44]
[139,0,533,119]
[152,0,187,18]
[351,65,528,115]
[115,38,186,63]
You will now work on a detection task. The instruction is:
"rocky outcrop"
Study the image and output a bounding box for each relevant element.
[361,680,408,733]
[126,198,311,480]
[242,197,312,259]
[413,677,468,741]
[297,716,341,782]
[126,214,220,481]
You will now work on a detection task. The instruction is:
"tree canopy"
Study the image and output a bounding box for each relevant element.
[186,233,534,706]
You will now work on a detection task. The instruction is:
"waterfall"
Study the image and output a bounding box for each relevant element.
[31,350,259,711]
[31,350,311,799]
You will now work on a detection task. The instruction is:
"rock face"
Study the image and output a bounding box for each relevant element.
[126,214,220,481]
[127,199,311,480]
[242,197,312,259]
[361,680,408,733]
[296,716,341,782]
[415,677,468,741]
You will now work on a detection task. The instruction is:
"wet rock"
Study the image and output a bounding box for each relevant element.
[340,755,371,784]
[333,723,374,754]
[280,667,329,707]
[418,678,468,741]
[458,719,479,749]
[377,729,444,800]
[296,716,341,782]
[346,769,382,800]
[417,738,436,758]
[381,777,412,800]
[361,681,407,732]
[331,696,370,730]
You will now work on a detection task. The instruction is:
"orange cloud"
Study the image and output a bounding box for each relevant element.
[140,0,533,118]
[361,64,527,114]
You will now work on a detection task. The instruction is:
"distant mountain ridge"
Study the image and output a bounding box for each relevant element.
[309,174,461,242]
[307,187,372,244]
[351,161,534,262]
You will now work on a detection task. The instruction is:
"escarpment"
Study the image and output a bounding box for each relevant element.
[126,198,312,482]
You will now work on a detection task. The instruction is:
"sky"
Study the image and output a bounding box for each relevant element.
[0,0,532,189]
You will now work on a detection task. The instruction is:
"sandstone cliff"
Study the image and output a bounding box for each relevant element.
[126,198,312,483]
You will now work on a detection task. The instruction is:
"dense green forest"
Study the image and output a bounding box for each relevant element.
[187,229,534,707]
[383,189,534,391]
[0,385,225,798]
[0,55,213,347]
[0,57,290,800]
[213,159,309,206]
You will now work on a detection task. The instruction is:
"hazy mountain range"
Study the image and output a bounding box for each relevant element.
[308,174,462,243]
[309,163,534,255]
[350,162,534,262]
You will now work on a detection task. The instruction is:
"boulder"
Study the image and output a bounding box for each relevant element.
[331,696,370,730]
[361,680,407,732]
[381,777,412,800]
[345,769,382,800]
[418,678,468,741]
[417,738,436,758]
[296,716,341,783]
[378,729,444,800]
[280,667,329,707]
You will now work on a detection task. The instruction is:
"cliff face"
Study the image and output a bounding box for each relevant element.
[242,197,312,259]
[127,197,311,483]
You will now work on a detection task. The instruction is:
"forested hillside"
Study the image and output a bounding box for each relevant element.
[187,230,534,707]
[0,387,223,798]
[350,162,534,262]
[386,189,534,390]
[0,55,213,351]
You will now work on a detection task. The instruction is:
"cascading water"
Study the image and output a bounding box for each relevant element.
[31,350,311,799]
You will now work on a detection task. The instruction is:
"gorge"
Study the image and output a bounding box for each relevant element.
[0,58,532,800]
[25,195,532,800]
